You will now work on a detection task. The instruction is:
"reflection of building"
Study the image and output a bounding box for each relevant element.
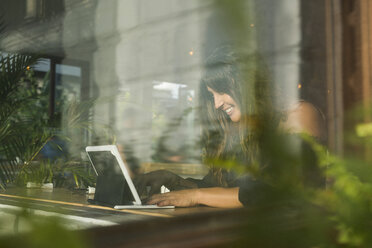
[1,0,371,163]
[151,81,196,163]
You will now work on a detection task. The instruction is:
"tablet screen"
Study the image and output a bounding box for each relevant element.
[87,150,135,205]
[87,151,122,176]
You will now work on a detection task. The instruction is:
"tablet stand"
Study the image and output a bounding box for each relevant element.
[93,174,134,206]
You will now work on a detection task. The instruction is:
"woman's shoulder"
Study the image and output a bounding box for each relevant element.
[279,101,326,140]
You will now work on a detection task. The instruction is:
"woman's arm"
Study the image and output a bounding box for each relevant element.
[147,187,243,208]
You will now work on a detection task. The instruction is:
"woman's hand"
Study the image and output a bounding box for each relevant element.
[134,170,198,196]
[147,189,200,207]
[147,187,243,208]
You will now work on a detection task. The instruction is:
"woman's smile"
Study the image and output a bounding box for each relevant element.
[207,87,241,122]
[223,105,234,115]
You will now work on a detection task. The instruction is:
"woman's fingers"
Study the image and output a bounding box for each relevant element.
[147,190,197,207]
[153,198,172,207]
[148,195,168,205]
[158,200,174,207]
[147,193,167,205]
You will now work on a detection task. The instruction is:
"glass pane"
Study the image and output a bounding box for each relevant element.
[2,0,372,246]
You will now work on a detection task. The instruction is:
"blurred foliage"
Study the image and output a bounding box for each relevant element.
[244,132,372,247]
[0,206,88,248]
[310,137,372,247]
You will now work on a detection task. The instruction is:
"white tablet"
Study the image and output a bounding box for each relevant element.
[86,145,174,209]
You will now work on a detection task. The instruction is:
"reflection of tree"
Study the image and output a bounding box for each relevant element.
[0,51,48,188]
[0,51,98,188]
[0,15,101,188]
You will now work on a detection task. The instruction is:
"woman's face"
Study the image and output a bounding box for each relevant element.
[207,87,241,122]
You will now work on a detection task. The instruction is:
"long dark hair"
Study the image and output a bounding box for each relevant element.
[199,48,279,185]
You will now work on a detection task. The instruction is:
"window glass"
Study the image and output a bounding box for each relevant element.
[0,0,337,197]
[2,0,372,246]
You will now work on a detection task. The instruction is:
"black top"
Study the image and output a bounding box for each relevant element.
[238,134,324,206]
[190,134,324,207]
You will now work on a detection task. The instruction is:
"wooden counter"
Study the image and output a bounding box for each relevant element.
[0,187,248,247]
[0,187,220,222]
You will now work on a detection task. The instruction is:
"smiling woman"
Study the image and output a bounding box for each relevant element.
[142,48,325,208]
